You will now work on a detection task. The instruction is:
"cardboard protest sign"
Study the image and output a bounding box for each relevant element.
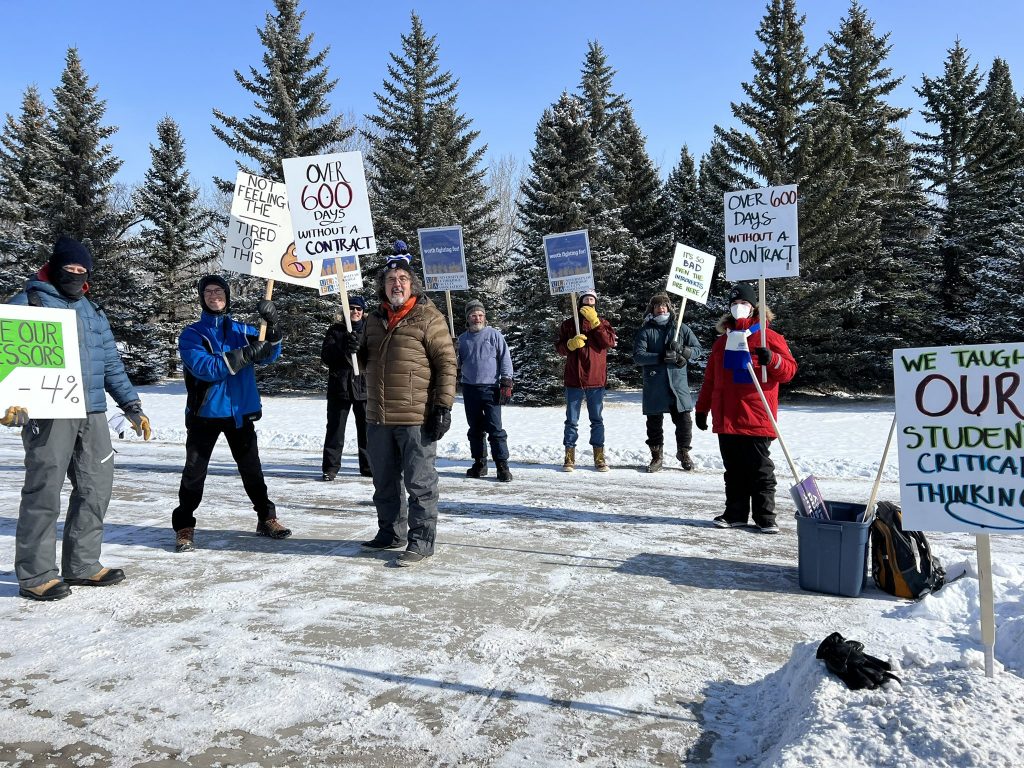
[317,255,364,296]
[666,243,715,304]
[544,230,594,296]
[282,152,375,281]
[724,184,799,281]
[0,305,85,419]
[893,343,1024,533]
[418,226,468,292]
[222,172,321,288]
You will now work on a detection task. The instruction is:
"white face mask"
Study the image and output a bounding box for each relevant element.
[730,303,752,320]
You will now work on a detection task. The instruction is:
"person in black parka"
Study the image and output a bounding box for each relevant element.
[320,296,371,480]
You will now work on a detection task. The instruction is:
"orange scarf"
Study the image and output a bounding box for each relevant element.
[384,295,418,330]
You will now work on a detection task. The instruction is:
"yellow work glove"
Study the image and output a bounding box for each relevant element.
[1,406,29,428]
[567,334,587,351]
[124,406,153,441]
[579,305,600,329]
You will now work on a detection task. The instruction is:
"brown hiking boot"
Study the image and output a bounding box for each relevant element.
[594,447,609,472]
[175,527,195,553]
[256,518,292,539]
[562,446,575,472]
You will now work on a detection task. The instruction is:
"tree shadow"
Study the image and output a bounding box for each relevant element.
[616,552,803,594]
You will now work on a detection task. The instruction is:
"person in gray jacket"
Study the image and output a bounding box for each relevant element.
[632,292,701,473]
[457,299,514,482]
[2,236,151,601]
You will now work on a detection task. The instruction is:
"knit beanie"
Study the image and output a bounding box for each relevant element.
[198,274,231,314]
[50,235,93,273]
[728,282,757,305]
[465,299,485,318]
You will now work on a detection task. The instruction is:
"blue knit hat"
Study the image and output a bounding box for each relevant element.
[349,295,366,310]
[50,235,93,273]
[393,240,409,254]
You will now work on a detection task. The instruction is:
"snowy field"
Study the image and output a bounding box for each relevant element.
[1,382,1023,767]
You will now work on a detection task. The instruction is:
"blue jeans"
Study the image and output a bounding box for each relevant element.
[563,387,605,447]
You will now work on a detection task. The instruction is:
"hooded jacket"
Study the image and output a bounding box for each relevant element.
[9,271,139,414]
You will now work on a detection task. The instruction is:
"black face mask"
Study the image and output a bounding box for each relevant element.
[55,269,88,300]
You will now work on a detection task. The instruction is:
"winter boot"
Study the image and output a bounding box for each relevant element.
[467,458,488,478]
[647,444,664,473]
[562,447,576,472]
[594,447,609,472]
[256,518,292,539]
[677,449,695,471]
[175,527,195,553]
[495,461,513,482]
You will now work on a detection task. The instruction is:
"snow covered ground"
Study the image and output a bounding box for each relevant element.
[1,382,1022,767]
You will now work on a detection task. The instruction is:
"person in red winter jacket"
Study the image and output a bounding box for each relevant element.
[694,283,797,533]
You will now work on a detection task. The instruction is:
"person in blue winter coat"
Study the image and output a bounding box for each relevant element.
[171,275,290,553]
[3,235,151,601]
[632,292,702,473]
[457,299,514,482]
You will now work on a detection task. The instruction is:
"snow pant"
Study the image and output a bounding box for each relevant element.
[718,434,777,527]
[322,395,370,475]
[563,386,605,447]
[462,383,509,462]
[366,424,438,556]
[171,417,276,531]
[645,405,693,452]
[16,413,115,588]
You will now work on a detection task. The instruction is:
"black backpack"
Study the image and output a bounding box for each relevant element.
[870,501,945,599]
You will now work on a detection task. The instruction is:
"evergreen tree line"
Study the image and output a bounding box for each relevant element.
[1,0,1021,401]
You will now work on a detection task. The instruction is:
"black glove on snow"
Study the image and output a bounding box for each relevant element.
[423,406,452,442]
[695,412,709,431]
[257,299,279,326]
[224,340,276,374]
[499,377,513,405]
[754,346,772,366]
[816,632,900,691]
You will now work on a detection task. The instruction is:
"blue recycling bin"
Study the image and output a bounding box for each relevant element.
[797,501,870,597]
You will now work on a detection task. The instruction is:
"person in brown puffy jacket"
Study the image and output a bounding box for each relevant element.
[346,242,457,566]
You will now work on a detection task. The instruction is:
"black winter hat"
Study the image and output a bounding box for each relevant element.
[728,282,757,305]
[465,299,485,318]
[348,295,366,310]
[198,274,231,314]
[50,235,93,273]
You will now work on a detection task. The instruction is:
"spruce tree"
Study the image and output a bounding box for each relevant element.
[664,146,700,248]
[0,85,57,297]
[913,41,1006,345]
[135,117,216,378]
[211,0,352,390]
[364,11,498,319]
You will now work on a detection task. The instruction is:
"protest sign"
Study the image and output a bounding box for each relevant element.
[222,172,322,289]
[0,305,85,419]
[282,151,376,270]
[317,255,364,296]
[544,230,594,296]
[724,184,799,281]
[893,343,1024,533]
[418,226,468,292]
[666,243,715,304]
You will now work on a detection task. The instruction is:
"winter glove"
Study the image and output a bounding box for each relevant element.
[579,305,600,329]
[754,346,772,366]
[1,406,29,428]
[566,334,587,352]
[257,299,279,326]
[666,337,679,352]
[695,412,709,431]
[673,349,690,368]
[339,330,359,356]
[122,402,152,441]
[499,377,514,405]
[224,340,276,374]
[423,405,452,442]
[816,632,900,691]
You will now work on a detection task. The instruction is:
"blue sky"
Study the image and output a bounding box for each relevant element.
[2,0,1023,190]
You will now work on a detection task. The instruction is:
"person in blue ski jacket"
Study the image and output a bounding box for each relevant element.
[171,275,290,552]
[3,235,151,601]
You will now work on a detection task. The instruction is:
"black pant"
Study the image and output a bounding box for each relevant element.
[322,396,370,475]
[462,383,509,462]
[718,434,777,526]
[172,418,276,531]
[645,405,692,452]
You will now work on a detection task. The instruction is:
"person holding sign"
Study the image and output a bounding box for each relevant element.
[555,289,617,472]
[457,299,514,482]
[4,236,150,601]
[632,293,702,473]
[319,296,371,480]
[694,283,797,533]
[171,276,290,553]
[346,254,457,566]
